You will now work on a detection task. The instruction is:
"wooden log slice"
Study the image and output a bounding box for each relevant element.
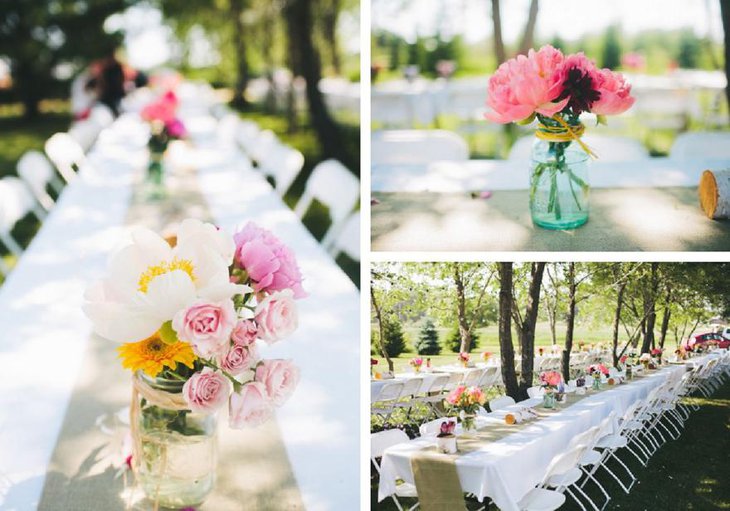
[699,169,730,220]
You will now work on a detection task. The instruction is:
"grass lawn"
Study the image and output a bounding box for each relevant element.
[0,101,71,279]
[372,321,634,374]
[371,380,730,510]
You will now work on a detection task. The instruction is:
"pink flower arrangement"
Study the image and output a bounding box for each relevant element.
[445,385,486,414]
[481,351,492,361]
[458,352,470,364]
[650,348,663,357]
[438,420,456,437]
[182,367,232,413]
[539,370,563,388]
[141,90,187,141]
[233,222,307,299]
[587,364,609,377]
[485,45,635,124]
[409,357,424,370]
[173,299,238,359]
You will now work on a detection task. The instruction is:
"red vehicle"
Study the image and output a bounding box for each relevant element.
[682,332,730,350]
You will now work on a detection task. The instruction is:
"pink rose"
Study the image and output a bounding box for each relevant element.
[485,45,568,124]
[229,382,273,428]
[231,319,258,346]
[182,368,231,413]
[255,290,298,343]
[173,299,237,358]
[233,222,306,299]
[219,343,258,376]
[591,68,635,116]
[254,359,300,406]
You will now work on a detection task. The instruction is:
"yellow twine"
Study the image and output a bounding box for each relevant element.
[535,115,598,159]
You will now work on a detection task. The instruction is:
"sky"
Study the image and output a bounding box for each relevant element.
[371,0,724,44]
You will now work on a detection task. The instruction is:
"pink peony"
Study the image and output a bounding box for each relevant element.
[165,118,187,138]
[231,319,258,346]
[556,53,601,114]
[229,382,273,428]
[233,222,306,299]
[485,45,569,124]
[182,368,231,413]
[254,359,300,406]
[591,68,635,116]
[255,290,298,343]
[219,343,258,375]
[173,299,237,359]
[446,385,466,406]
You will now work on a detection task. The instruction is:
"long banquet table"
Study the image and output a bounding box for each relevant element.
[0,94,360,510]
[377,360,706,511]
[371,159,730,251]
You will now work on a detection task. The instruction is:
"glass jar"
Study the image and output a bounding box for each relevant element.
[542,391,556,409]
[132,372,217,508]
[591,376,602,391]
[530,120,591,230]
[459,411,478,436]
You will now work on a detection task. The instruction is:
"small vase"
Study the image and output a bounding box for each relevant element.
[592,377,601,391]
[542,392,556,409]
[132,372,217,508]
[414,366,421,374]
[459,412,477,436]
[529,116,591,230]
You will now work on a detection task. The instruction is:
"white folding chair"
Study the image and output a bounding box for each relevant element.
[527,386,545,399]
[462,368,483,387]
[418,417,454,437]
[329,212,359,262]
[88,104,115,128]
[518,443,588,511]
[260,145,305,196]
[670,132,730,159]
[246,129,280,164]
[294,159,359,248]
[442,372,464,394]
[420,374,450,417]
[391,378,424,419]
[371,429,419,511]
[371,129,469,166]
[45,132,85,183]
[17,151,64,210]
[478,366,500,391]
[68,120,101,152]
[0,177,45,258]
[371,382,404,424]
[489,395,516,412]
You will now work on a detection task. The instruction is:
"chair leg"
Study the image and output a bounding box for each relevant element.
[564,486,588,511]
[581,467,611,511]
[571,482,600,511]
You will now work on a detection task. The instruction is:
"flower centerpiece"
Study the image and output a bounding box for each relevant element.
[650,347,664,365]
[371,357,379,378]
[409,357,424,373]
[436,419,457,454]
[485,45,635,229]
[140,90,187,192]
[587,364,609,390]
[445,385,486,435]
[481,351,493,363]
[539,370,563,408]
[639,352,652,369]
[538,347,545,357]
[458,352,470,368]
[83,219,306,508]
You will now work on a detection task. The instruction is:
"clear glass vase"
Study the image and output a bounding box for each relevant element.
[529,122,591,230]
[542,391,556,409]
[459,411,478,436]
[133,372,217,508]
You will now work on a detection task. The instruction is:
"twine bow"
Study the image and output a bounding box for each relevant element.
[535,115,598,160]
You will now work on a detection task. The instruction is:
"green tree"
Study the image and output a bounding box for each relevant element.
[378,316,407,357]
[416,319,441,355]
[0,0,133,118]
[602,25,622,70]
[677,29,701,68]
[446,325,479,352]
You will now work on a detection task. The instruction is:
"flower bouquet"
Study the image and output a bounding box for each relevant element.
[445,385,486,435]
[481,351,493,363]
[409,357,424,373]
[83,219,305,508]
[651,348,664,365]
[639,352,652,369]
[436,420,457,454]
[539,370,563,408]
[371,357,379,378]
[140,90,187,193]
[458,351,470,368]
[485,45,635,229]
[587,364,609,390]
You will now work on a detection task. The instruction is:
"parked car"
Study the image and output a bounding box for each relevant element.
[719,327,730,342]
[683,332,730,350]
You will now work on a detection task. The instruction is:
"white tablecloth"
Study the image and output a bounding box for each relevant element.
[372,158,730,193]
[378,363,687,511]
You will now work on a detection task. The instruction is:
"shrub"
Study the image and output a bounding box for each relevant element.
[416,319,441,355]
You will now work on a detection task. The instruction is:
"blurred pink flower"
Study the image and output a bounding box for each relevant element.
[229,382,273,428]
[485,45,568,124]
[255,359,300,406]
[233,222,306,299]
[165,118,187,138]
[591,69,635,116]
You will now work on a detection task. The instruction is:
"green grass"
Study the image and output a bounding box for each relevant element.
[372,321,627,373]
[0,101,71,278]
[372,381,730,510]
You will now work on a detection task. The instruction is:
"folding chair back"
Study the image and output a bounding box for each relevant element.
[45,133,85,183]
[489,395,516,412]
[17,150,62,210]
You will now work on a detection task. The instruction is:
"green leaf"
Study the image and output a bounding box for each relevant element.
[159,320,179,345]
[517,112,536,125]
[596,114,608,126]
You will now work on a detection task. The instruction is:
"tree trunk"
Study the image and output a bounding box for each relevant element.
[612,281,626,367]
[517,0,540,55]
[721,0,730,123]
[659,287,672,349]
[517,262,546,399]
[230,0,250,110]
[491,0,507,65]
[370,283,394,373]
[498,263,519,399]
[322,0,342,74]
[454,264,472,353]
[640,263,659,354]
[561,262,576,382]
[284,0,351,167]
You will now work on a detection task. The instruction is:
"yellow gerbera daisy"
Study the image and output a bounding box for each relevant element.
[118,334,197,377]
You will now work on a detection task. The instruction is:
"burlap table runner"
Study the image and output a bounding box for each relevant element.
[409,375,654,507]
[371,188,730,251]
[38,143,305,510]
